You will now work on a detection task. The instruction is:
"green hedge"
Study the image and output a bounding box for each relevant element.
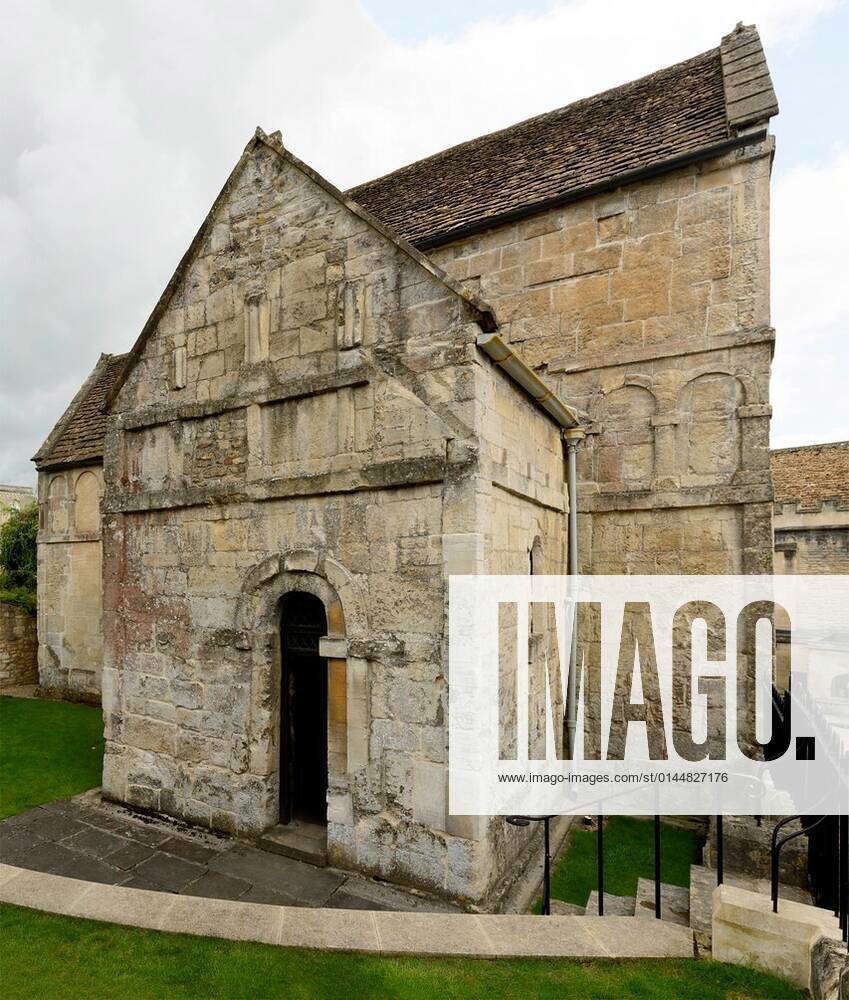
[0,587,37,616]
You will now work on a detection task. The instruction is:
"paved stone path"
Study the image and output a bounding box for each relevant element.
[0,796,457,913]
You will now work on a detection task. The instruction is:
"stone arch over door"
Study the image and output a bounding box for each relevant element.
[677,372,744,483]
[237,549,369,839]
[594,383,657,491]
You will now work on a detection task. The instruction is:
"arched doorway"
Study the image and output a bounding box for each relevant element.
[279,591,328,825]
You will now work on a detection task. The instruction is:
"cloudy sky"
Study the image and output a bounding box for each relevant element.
[2,0,847,487]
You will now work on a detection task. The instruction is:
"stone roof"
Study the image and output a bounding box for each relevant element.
[348,24,777,249]
[771,442,849,511]
[33,354,128,470]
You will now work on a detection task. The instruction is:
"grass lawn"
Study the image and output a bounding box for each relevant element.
[0,695,104,819]
[0,903,803,1000]
[549,817,701,907]
[0,699,800,999]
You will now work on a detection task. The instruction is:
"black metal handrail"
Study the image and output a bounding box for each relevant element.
[771,814,828,912]
[597,812,604,915]
[840,814,848,947]
[766,813,848,951]
[517,807,847,946]
[716,814,724,885]
[654,815,662,919]
[507,815,553,914]
[594,814,662,918]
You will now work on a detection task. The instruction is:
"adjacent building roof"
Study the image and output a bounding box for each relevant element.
[771,442,849,511]
[348,24,778,249]
[33,353,128,470]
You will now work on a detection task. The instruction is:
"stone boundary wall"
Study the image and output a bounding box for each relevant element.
[713,883,846,992]
[773,500,849,577]
[0,485,34,526]
[0,863,694,958]
[0,602,38,688]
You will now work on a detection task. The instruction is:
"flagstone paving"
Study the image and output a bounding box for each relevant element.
[0,796,458,913]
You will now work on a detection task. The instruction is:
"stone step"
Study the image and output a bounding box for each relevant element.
[256,821,327,867]
[688,863,812,940]
[584,890,636,916]
[0,865,697,958]
[550,899,585,916]
[634,878,690,926]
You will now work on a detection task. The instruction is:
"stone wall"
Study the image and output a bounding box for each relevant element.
[773,501,849,688]
[36,465,104,702]
[774,501,849,576]
[0,601,38,688]
[429,134,776,577]
[0,484,35,525]
[99,135,567,908]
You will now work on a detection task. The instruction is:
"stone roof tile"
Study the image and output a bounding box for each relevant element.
[348,26,777,249]
[33,354,128,470]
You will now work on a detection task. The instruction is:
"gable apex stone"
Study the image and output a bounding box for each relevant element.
[101,127,498,413]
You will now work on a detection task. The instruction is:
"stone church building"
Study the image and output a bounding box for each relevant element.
[34,25,779,907]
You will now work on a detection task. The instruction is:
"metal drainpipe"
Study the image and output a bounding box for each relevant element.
[564,428,585,757]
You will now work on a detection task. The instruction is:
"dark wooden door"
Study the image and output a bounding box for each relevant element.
[279,591,328,825]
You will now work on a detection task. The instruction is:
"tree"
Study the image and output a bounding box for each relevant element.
[0,501,38,611]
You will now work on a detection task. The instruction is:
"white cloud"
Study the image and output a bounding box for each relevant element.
[0,0,840,483]
[771,148,849,447]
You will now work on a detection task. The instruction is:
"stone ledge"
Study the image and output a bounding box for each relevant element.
[0,864,694,958]
[580,482,773,512]
[103,453,457,514]
[120,365,370,432]
[737,404,772,419]
[547,327,775,376]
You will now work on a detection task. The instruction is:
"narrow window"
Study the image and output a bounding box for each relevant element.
[172,345,187,389]
[245,292,269,363]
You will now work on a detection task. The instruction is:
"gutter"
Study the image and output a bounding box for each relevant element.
[476,331,585,754]
[475,333,579,429]
[34,456,104,474]
[563,427,585,757]
[415,129,768,252]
